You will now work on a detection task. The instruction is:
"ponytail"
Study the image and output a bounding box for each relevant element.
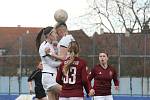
[36,26,53,51]
[36,28,44,51]
[62,41,79,76]
[63,52,75,76]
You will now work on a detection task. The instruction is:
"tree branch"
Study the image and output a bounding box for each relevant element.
[131,0,142,29]
[116,1,128,32]
[93,0,115,33]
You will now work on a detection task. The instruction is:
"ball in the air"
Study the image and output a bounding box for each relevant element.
[54,9,68,23]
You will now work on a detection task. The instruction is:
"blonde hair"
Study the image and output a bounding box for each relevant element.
[63,41,79,75]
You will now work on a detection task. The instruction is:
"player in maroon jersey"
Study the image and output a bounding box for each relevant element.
[56,41,94,100]
[89,52,119,100]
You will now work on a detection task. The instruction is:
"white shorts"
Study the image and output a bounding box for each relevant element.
[93,95,113,100]
[42,73,57,91]
[59,97,83,100]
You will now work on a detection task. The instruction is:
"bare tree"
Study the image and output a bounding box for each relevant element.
[79,0,150,34]
[115,0,150,34]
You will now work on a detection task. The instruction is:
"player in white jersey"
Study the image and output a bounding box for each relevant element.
[36,26,61,100]
[56,23,75,59]
[45,23,75,60]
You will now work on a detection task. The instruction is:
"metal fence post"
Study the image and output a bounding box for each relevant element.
[118,34,121,77]
[19,36,22,94]
[130,77,132,96]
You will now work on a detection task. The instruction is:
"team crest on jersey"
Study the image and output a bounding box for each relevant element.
[99,72,102,75]
[109,71,113,76]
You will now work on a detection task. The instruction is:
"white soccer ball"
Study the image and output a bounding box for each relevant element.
[54,9,68,23]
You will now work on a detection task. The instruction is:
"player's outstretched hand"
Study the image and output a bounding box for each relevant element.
[45,47,51,54]
[115,86,119,91]
[88,89,95,96]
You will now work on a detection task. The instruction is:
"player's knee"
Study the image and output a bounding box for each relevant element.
[47,85,59,94]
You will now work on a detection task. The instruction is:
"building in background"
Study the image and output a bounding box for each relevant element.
[0,26,150,77]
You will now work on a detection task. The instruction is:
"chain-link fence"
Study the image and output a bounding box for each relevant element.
[0,33,150,95]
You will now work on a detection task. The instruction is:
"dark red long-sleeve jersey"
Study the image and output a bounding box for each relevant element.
[56,57,92,97]
[89,64,119,96]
